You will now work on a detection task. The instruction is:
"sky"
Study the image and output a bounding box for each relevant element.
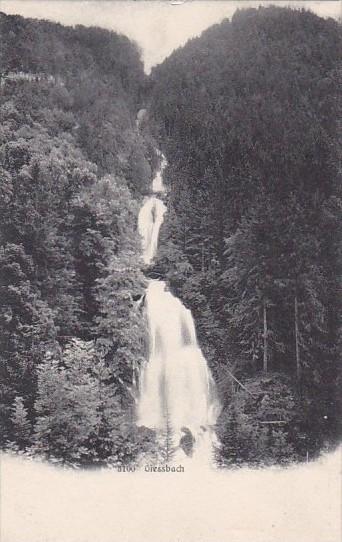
[1,1,341,72]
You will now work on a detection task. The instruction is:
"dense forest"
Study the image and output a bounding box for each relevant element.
[0,7,340,467]
[0,12,157,465]
[149,7,341,464]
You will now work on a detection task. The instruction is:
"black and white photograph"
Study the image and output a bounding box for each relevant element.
[0,1,341,541]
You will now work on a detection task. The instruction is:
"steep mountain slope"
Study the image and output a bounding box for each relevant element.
[0,12,154,464]
[149,6,341,463]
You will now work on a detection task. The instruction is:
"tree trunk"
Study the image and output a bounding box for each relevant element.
[263,298,268,374]
[294,292,301,382]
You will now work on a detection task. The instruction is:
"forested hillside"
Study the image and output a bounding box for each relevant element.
[0,12,156,465]
[0,7,340,468]
[149,7,341,463]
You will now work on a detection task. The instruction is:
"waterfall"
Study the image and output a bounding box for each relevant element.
[138,196,166,265]
[137,153,220,464]
[152,152,167,193]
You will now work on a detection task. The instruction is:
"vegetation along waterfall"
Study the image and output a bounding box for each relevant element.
[137,155,221,463]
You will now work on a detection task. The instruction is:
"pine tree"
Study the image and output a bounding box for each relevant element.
[157,408,176,464]
[10,396,31,449]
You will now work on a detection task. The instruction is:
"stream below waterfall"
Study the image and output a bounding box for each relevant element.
[137,153,220,464]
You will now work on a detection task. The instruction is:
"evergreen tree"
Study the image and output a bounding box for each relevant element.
[10,396,31,449]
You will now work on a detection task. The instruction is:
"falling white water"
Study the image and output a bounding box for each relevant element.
[137,153,220,463]
[152,152,167,193]
[138,196,166,265]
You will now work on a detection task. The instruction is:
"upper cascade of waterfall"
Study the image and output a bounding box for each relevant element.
[138,152,167,265]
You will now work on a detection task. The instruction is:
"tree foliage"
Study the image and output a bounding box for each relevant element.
[150,6,341,459]
[0,12,150,464]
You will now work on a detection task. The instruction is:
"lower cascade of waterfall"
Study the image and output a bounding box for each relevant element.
[137,153,220,464]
